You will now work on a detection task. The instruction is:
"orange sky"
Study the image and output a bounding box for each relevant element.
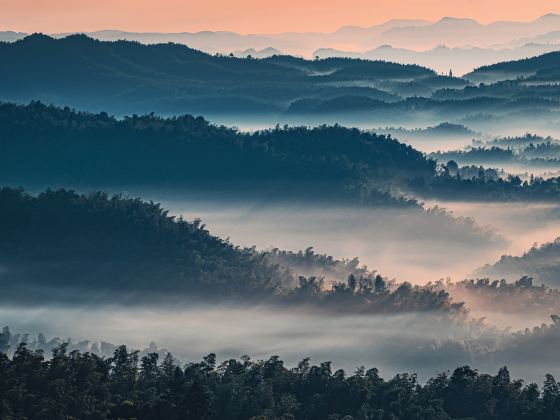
[2,0,560,34]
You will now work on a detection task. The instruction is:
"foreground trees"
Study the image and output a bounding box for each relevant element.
[0,344,559,419]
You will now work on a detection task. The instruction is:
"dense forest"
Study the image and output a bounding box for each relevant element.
[2,342,560,420]
[0,101,429,206]
[0,187,464,315]
[2,102,560,204]
[0,34,445,116]
[1,35,560,124]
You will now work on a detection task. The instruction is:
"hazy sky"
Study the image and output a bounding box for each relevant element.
[2,0,560,34]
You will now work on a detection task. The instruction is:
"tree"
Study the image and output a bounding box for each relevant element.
[0,326,10,354]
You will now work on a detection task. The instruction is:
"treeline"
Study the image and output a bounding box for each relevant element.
[476,238,560,287]
[3,35,560,122]
[475,134,554,150]
[430,135,560,168]
[433,277,560,316]
[0,34,440,116]
[3,102,560,203]
[0,187,463,315]
[286,95,560,118]
[0,326,168,361]
[410,168,560,202]
[467,50,560,82]
[0,187,286,299]
[0,101,429,207]
[263,248,369,283]
[2,344,560,419]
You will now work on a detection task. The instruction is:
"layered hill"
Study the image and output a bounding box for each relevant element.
[476,239,560,287]
[0,34,439,116]
[3,102,560,203]
[466,51,560,83]
[0,187,464,315]
[0,101,433,205]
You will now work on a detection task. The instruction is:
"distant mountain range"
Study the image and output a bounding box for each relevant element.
[314,43,560,76]
[361,15,560,50]
[0,34,450,117]
[2,14,560,74]
[231,47,284,59]
[1,34,560,129]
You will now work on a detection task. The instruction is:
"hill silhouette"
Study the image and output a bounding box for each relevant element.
[0,34,435,116]
[0,101,432,206]
[3,102,560,203]
[467,51,560,82]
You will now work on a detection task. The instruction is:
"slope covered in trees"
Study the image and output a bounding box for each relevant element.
[467,51,560,82]
[0,34,438,116]
[2,35,560,126]
[0,101,432,206]
[0,187,464,315]
[0,187,286,300]
[476,239,560,287]
[3,101,560,204]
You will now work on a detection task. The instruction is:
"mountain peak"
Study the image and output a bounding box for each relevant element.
[537,13,560,21]
[436,17,480,25]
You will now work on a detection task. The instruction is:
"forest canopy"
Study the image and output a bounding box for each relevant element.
[2,102,560,204]
[1,342,560,420]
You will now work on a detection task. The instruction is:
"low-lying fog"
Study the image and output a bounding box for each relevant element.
[12,122,560,385]
[156,194,560,283]
[208,114,560,155]
[154,197,506,285]
[422,201,560,260]
[3,304,559,384]
[140,194,560,329]
[6,193,560,385]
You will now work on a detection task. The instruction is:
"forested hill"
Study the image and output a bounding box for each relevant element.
[466,50,560,82]
[4,102,560,203]
[0,102,432,206]
[3,35,560,121]
[0,187,463,314]
[0,34,436,115]
[2,344,559,420]
[476,238,560,287]
[0,187,286,300]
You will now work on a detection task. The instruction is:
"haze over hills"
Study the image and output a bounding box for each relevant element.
[315,43,560,76]
[0,34,451,118]
[4,34,560,133]
[466,50,560,82]
[2,14,560,74]
[7,2,560,413]
[231,47,285,59]
[476,238,560,287]
[365,14,560,50]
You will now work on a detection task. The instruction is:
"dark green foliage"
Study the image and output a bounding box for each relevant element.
[429,134,560,168]
[434,277,560,315]
[411,166,560,202]
[1,345,559,419]
[0,187,286,300]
